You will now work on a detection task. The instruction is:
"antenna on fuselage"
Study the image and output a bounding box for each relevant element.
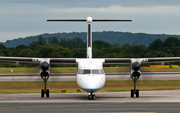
[47,17,132,59]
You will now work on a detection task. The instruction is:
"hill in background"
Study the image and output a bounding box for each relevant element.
[2,31,180,48]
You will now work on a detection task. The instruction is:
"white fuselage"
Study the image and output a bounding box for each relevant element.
[76,59,106,92]
[77,71,106,92]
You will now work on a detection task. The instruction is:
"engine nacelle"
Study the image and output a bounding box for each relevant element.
[131,61,141,78]
[132,62,141,71]
[40,61,50,77]
[40,62,49,71]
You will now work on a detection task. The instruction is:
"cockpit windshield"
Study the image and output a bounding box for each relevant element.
[92,70,100,74]
[83,70,91,74]
[78,69,104,74]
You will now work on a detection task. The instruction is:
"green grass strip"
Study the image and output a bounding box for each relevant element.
[0,80,179,93]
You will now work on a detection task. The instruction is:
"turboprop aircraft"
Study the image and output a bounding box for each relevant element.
[1,17,180,100]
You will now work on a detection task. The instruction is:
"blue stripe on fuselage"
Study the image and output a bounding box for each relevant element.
[81,88,101,92]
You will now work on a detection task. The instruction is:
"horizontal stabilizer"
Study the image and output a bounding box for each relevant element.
[93,19,132,22]
[47,19,132,22]
[47,19,86,22]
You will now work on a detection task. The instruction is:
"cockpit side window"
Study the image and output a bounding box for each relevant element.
[99,69,105,74]
[83,69,91,74]
[78,69,83,74]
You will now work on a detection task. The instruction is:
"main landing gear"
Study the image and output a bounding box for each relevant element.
[88,92,96,100]
[131,76,139,98]
[41,76,49,98]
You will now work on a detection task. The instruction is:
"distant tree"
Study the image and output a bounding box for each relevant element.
[75,37,84,45]
[18,48,33,57]
[92,40,111,49]
[131,45,149,58]
[43,38,46,45]
[0,44,7,50]
[153,50,172,57]
[38,36,43,45]
[108,43,122,54]
[161,37,180,56]
[52,37,59,44]
[107,53,118,58]
[149,38,163,51]
[15,45,27,50]
[122,43,131,49]
[29,41,39,48]
[73,48,86,58]
[48,37,52,44]
[163,37,180,49]
[59,38,67,47]
[0,49,12,56]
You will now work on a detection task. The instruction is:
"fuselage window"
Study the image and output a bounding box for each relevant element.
[92,69,100,74]
[83,69,91,74]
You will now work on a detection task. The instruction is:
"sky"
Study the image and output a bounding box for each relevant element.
[1,0,180,42]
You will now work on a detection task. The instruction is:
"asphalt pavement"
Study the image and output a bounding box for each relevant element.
[0,90,180,112]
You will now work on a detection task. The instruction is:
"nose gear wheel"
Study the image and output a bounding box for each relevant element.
[88,92,96,100]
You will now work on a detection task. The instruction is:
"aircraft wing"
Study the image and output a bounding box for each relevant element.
[50,58,77,64]
[1,57,180,64]
[0,57,77,64]
[104,58,131,64]
[104,57,180,64]
[146,57,180,63]
[0,57,35,63]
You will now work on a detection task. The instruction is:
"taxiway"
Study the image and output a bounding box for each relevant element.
[0,90,180,112]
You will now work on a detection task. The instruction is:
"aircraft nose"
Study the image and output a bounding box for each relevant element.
[83,77,99,88]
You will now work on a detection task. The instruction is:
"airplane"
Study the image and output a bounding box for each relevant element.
[1,16,180,100]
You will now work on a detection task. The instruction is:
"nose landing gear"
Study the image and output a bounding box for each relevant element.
[88,92,96,100]
[41,76,50,98]
[131,76,139,98]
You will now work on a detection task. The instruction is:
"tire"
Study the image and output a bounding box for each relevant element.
[136,89,139,98]
[41,89,44,98]
[88,95,91,100]
[131,89,134,98]
[46,89,49,98]
[92,95,96,100]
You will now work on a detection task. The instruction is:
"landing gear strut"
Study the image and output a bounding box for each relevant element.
[131,76,139,98]
[41,76,50,98]
[88,92,96,100]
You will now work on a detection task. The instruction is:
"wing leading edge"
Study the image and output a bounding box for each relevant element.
[104,57,180,64]
[0,57,77,64]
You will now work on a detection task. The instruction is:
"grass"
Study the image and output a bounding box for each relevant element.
[0,80,180,93]
[141,68,180,72]
[0,67,180,74]
[0,67,78,74]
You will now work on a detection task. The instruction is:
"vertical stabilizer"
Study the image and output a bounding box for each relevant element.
[86,17,93,59]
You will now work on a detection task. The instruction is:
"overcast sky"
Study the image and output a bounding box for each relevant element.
[1,0,180,42]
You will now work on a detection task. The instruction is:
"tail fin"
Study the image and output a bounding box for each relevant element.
[47,17,132,59]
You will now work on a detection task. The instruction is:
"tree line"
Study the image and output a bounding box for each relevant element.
[0,36,179,67]
[29,36,85,49]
